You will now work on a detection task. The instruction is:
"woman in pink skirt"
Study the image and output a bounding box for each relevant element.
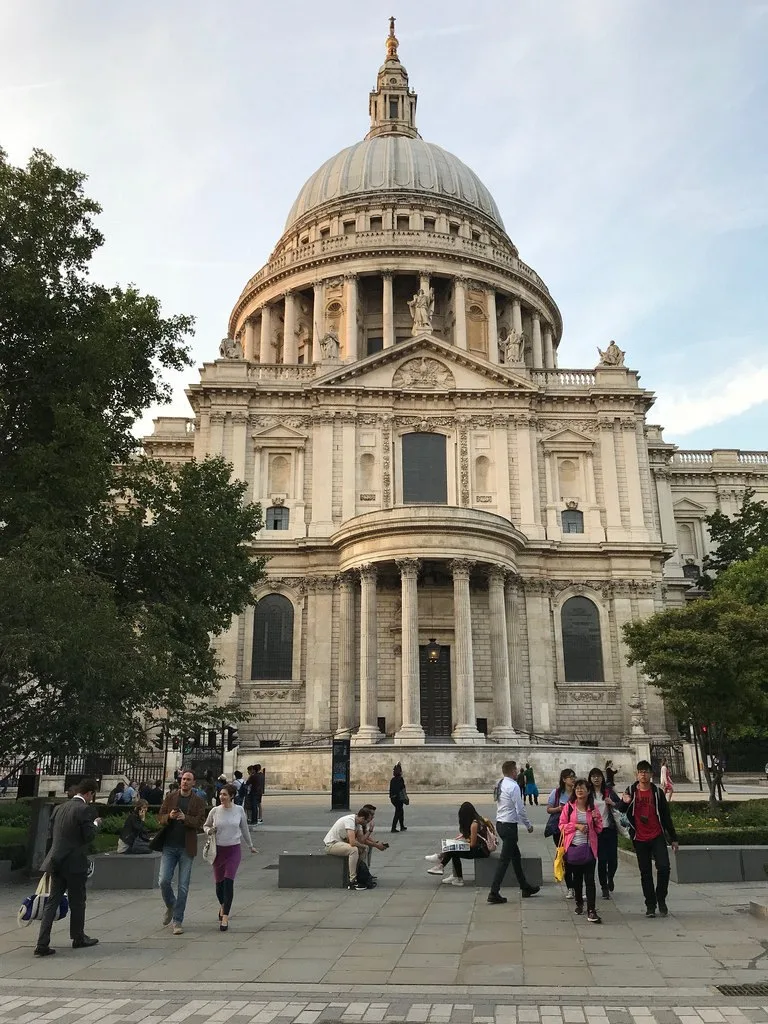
[203,784,257,931]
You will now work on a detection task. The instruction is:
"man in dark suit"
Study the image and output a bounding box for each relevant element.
[34,777,102,957]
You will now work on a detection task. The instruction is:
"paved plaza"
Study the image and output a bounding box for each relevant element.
[1,794,767,1022]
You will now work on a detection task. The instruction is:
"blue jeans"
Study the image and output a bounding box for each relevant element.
[159,846,195,924]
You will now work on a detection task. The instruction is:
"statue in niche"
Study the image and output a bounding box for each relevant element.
[597,339,625,367]
[320,325,340,360]
[500,325,525,365]
[407,287,435,334]
[218,335,243,359]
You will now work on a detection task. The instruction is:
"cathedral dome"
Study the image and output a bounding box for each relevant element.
[284,136,504,232]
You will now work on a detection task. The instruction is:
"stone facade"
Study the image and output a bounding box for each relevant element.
[145,23,768,762]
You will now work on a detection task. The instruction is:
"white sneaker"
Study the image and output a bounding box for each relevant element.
[427,866,444,875]
[441,873,456,884]
[424,853,440,862]
[450,877,464,887]
[566,888,575,900]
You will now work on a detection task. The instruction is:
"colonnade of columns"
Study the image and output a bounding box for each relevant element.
[336,559,520,746]
[238,273,557,369]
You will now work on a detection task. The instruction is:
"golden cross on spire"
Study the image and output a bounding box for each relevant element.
[386,15,399,60]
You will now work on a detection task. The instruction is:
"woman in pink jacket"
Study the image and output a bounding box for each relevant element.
[559,778,604,923]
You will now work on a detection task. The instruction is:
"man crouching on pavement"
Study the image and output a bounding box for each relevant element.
[324,807,376,889]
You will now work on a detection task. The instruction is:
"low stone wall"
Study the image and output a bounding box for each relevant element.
[237,743,635,792]
[619,844,768,883]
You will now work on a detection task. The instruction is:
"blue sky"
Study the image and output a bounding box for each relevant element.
[1,1,767,449]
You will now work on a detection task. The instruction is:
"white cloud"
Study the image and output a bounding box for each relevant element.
[653,361,768,437]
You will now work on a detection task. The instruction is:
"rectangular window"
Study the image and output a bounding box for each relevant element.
[402,432,448,504]
[366,336,383,356]
[471,230,481,241]
[389,98,399,119]
[396,215,410,231]
[424,218,436,232]
[343,220,355,235]
[266,506,290,530]
[319,227,330,239]
[369,216,383,231]
[449,222,459,236]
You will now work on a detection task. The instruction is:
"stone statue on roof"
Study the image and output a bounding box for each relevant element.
[219,335,243,359]
[597,340,625,367]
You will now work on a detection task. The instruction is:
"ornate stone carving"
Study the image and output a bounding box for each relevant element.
[449,558,475,579]
[263,576,309,594]
[499,325,525,365]
[407,288,435,334]
[359,492,376,501]
[381,417,392,506]
[628,693,647,735]
[476,495,493,503]
[359,563,378,584]
[597,340,625,366]
[557,687,618,705]
[458,416,470,505]
[396,558,422,578]
[320,326,340,360]
[539,419,598,434]
[392,357,455,391]
[209,411,225,425]
[248,687,300,702]
[219,336,243,359]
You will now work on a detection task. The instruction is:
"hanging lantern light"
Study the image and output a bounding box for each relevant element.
[426,638,441,663]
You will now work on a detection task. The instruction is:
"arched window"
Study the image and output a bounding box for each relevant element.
[475,455,491,492]
[561,596,604,682]
[561,508,584,534]
[402,432,447,504]
[266,506,290,530]
[558,458,579,498]
[251,594,294,680]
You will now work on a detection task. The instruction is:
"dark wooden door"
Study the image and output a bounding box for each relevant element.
[419,645,452,737]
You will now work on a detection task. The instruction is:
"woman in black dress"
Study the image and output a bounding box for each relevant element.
[389,763,407,832]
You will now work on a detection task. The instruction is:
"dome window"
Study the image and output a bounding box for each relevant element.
[396,215,409,231]
[449,222,459,237]
[369,215,383,231]
[424,217,435,232]
[389,98,399,119]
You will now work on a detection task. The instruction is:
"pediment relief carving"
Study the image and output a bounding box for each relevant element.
[252,422,307,448]
[540,427,596,451]
[392,357,455,391]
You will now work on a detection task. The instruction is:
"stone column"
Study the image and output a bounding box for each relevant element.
[243,319,256,362]
[335,572,356,737]
[312,281,324,363]
[621,418,649,540]
[486,288,499,363]
[511,298,523,336]
[382,272,395,349]
[653,467,683,577]
[258,304,272,364]
[543,326,554,369]
[305,577,333,735]
[419,272,431,296]
[283,290,297,364]
[505,578,526,731]
[450,559,484,744]
[344,274,358,361]
[487,567,517,741]
[453,278,468,350]
[352,564,383,745]
[531,313,543,368]
[395,559,425,745]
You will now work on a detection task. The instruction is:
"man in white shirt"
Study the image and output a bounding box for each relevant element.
[324,808,373,889]
[488,760,540,905]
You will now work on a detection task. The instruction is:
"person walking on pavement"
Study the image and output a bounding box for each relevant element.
[203,784,257,931]
[546,768,576,899]
[34,778,102,957]
[524,763,539,805]
[487,760,540,904]
[389,762,408,832]
[588,767,620,899]
[559,778,603,923]
[621,759,679,918]
[157,769,207,934]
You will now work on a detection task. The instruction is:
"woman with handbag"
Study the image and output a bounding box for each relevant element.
[546,768,576,898]
[389,763,408,833]
[588,767,621,899]
[424,801,495,885]
[202,784,257,931]
[117,799,152,854]
[559,778,604,923]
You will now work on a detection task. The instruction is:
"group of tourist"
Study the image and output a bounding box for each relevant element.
[31,757,679,956]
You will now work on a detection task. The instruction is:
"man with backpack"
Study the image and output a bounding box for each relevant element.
[487,760,540,905]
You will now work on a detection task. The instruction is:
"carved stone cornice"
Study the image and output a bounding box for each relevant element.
[209,411,225,425]
[264,575,310,594]
[557,686,618,706]
[486,565,509,587]
[335,571,357,591]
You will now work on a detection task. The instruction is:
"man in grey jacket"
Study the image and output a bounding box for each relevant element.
[34,778,102,956]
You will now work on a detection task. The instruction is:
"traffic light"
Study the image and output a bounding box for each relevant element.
[152,729,166,752]
[207,729,218,750]
[172,736,180,751]
[226,726,240,751]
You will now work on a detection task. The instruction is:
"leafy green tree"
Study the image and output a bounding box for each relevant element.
[714,545,768,607]
[700,489,768,588]
[623,598,768,802]
[0,148,264,767]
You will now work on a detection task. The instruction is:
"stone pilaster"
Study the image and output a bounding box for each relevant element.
[531,313,543,368]
[258,304,271,364]
[335,572,356,738]
[487,566,517,741]
[395,559,425,745]
[598,417,623,541]
[312,281,324,363]
[243,320,255,362]
[486,288,499,363]
[450,559,484,744]
[505,578,526,731]
[382,272,395,349]
[352,564,383,745]
[453,278,468,349]
[304,576,334,735]
[344,274,358,361]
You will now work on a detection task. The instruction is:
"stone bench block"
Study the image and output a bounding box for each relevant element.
[670,846,742,884]
[472,855,543,888]
[278,852,349,888]
[89,852,161,889]
[740,847,768,882]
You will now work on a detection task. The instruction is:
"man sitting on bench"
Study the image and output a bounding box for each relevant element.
[324,807,376,890]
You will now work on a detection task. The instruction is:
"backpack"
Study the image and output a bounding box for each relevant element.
[479,818,498,853]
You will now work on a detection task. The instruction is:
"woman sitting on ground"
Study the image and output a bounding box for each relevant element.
[425,801,495,887]
[117,799,152,854]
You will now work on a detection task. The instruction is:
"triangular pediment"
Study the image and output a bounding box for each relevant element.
[541,427,595,450]
[251,423,307,441]
[311,334,538,393]
[673,497,709,513]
